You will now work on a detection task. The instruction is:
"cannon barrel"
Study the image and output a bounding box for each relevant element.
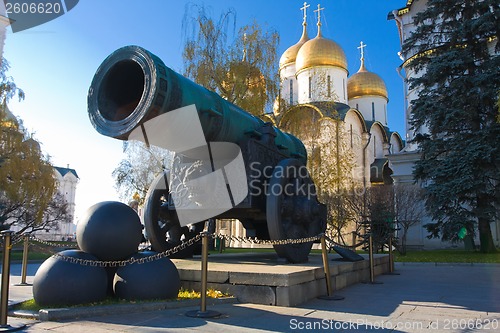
[88,45,306,163]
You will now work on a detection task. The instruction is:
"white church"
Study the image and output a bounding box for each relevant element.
[270,3,404,189]
[223,1,500,250]
[219,3,405,247]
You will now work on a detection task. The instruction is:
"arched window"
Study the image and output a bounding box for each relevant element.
[308,76,312,99]
[289,80,293,105]
[343,78,346,101]
[327,75,331,97]
[384,104,387,124]
[372,102,375,121]
[350,124,353,148]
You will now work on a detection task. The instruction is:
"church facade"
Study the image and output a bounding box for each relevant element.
[219,4,405,247]
[271,4,404,192]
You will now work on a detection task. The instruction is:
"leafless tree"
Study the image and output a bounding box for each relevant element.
[393,183,426,255]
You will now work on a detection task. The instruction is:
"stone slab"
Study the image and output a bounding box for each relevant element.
[172,252,389,306]
[35,297,237,321]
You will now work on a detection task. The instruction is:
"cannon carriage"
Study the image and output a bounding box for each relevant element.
[88,46,326,263]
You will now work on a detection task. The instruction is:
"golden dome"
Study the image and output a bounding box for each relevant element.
[295,29,347,73]
[347,60,388,100]
[279,24,309,69]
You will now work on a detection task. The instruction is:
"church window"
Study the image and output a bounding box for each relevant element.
[308,76,312,99]
[374,139,376,157]
[343,78,346,100]
[327,75,331,97]
[384,104,387,124]
[289,80,293,105]
[356,103,359,110]
[350,124,353,148]
[371,102,375,121]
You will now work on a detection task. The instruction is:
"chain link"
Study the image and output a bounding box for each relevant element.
[45,232,328,267]
[51,233,203,267]
[212,233,322,246]
[11,236,24,246]
[27,235,79,249]
[324,234,368,249]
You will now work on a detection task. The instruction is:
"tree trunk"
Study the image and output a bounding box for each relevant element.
[478,216,497,253]
[401,227,408,256]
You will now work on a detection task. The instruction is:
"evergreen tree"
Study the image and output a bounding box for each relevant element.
[403,0,500,252]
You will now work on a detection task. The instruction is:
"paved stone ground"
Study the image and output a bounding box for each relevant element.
[3,263,500,332]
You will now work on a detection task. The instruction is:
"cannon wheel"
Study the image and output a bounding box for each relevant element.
[266,159,325,263]
[144,172,203,258]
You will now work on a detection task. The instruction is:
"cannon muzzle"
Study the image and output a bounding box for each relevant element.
[88,45,306,163]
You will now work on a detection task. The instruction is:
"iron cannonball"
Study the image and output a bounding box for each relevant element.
[77,201,143,260]
[33,250,107,307]
[113,251,180,301]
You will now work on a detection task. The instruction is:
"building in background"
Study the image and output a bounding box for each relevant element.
[49,166,79,240]
[387,0,500,248]
[217,3,404,246]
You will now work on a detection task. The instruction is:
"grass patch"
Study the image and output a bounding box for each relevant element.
[394,249,500,263]
[10,251,52,261]
[14,288,231,312]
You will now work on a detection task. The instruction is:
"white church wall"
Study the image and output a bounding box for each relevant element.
[390,133,403,154]
[296,66,348,104]
[348,96,388,125]
[344,110,365,183]
[280,63,299,105]
[369,124,386,161]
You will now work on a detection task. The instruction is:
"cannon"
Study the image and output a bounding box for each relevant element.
[88,46,326,263]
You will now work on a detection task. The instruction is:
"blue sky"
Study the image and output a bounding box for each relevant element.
[4,0,407,223]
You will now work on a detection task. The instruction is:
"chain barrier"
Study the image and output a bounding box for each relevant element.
[51,233,203,267]
[28,232,324,267]
[212,233,322,246]
[324,234,368,250]
[10,236,24,246]
[27,236,79,249]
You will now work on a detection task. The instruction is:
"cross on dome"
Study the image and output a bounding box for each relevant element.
[358,41,367,61]
[314,4,325,27]
[300,2,310,25]
[357,41,368,72]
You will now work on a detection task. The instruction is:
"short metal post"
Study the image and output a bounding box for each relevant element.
[0,231,26,331]
[186,232,221,318]
[200,232,209,312]
[388,236,394,272]
[318,235,344,301]
[0,231,12,326]
[369,233,375,283]
[17,235,31,286]
[384,235,400,276]
[366,233,383,284]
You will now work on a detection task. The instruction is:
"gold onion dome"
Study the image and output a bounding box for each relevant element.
[347,59,388,100]
[279,21,309,69]
[295,28,347,73]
